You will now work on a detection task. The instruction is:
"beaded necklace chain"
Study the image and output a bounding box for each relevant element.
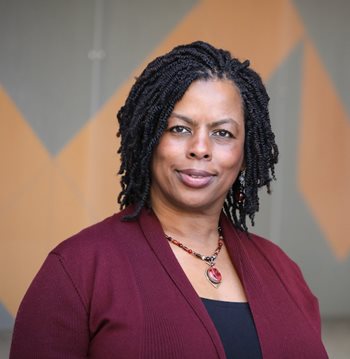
[165,229,224,288]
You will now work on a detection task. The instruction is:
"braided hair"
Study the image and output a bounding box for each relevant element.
[117,41,278,231]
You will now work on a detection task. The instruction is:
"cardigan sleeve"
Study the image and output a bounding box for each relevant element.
[10,253,89,359]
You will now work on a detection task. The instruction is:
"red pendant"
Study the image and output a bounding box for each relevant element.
[205,266,222,288]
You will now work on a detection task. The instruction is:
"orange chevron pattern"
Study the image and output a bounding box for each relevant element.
[1,0,349,317]
[0,89,99,315]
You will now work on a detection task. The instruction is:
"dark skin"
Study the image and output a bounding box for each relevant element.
[151,79,247,301]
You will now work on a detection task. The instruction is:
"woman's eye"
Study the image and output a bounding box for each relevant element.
[213,130,233,138]
[168,126,191,134]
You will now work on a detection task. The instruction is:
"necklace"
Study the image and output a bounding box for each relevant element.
[165,229,224,288]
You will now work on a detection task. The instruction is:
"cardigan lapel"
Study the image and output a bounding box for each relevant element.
[221,215,328,359]
[138,208,226,359]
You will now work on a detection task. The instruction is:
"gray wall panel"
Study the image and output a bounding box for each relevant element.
[0,0,198,154]
[292,0,350,118]
[0,0,95,154]
[0,302,13,330]
[98,0,198,110]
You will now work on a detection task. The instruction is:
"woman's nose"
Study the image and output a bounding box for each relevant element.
[187,132,212,160]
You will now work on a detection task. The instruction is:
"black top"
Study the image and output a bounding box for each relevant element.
[202,298,262,359]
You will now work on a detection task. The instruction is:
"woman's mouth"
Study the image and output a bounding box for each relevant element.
[177,169,215,188]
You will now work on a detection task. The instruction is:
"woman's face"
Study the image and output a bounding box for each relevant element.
[150,79,245,215]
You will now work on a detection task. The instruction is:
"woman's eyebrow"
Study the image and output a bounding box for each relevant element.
[170,112,194,125]
[171,112,239,128]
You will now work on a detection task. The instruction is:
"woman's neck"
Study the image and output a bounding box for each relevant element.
[151,202,222,248]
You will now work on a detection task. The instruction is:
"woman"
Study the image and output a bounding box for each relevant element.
[10,41,328,358]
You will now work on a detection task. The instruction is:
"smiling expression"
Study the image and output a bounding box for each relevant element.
[150,78,245,214]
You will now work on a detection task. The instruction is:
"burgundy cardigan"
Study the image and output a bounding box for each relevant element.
[10,208,328,358]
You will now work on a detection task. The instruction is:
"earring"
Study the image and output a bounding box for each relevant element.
[235,170,245,206]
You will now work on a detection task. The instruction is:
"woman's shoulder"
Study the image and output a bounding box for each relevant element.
[244,231,307,283]
[39,209,142,304]
[245,230,319,306]
[50,208,139,260]
[246,231,295,263]
[225,221,317,299]
[248,231,321,333]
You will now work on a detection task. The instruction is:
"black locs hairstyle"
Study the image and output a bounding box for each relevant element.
[117,41,278,231]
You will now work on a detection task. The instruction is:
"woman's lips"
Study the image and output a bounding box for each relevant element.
[177,169,215,188]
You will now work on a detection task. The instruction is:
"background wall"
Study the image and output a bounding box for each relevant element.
[1,0,349,330]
